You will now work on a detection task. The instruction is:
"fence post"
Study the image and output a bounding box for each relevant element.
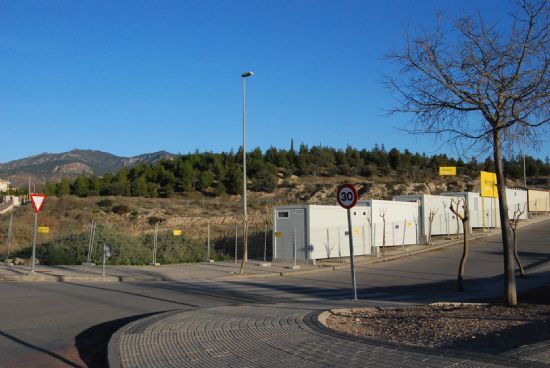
[5,213,12,261]
[392,221,395,248]
[263,224,267,262]
[153,223,158,265]
[373,223,377,255]
[338,227,342,260]
[293,227,297,267]
[234,224,238,264]
[86,220,96,265]
[207,221,211,261]
[326,228,330,258]
[362,225,366,255]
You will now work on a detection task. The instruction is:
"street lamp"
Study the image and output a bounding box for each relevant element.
[240,70,254,274]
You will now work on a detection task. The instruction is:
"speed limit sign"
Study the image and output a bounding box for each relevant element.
[337,184,358,209]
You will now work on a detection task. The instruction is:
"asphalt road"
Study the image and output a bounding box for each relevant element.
[1,219,549,368]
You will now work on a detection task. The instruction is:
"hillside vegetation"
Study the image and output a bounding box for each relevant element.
[1,145,547,265]
[41,145,550,198]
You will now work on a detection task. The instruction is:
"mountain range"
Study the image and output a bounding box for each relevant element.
[0,149,177,187]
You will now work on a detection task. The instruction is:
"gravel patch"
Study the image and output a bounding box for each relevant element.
[326,303,550,353]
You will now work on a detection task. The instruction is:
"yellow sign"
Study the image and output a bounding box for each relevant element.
[37,226,49,234]
[406,221,413,228]
[480,171,497,198]
[274,231,283,238]
[439,166,456,176]
[353,228,359,236]
[173,229,182,236]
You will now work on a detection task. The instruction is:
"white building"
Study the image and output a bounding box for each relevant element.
[527,188,550,213]
[0,179,10,192]
[272,201,420,262]
[357,199,420,249]
[444,188,528,228]
[506,188,528,220]
[394,194,465,242]
[442,192,499,228]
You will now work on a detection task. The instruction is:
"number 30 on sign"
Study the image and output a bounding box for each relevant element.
[337,184,358,209]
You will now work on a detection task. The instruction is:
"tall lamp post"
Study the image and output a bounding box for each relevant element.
[240,70,254,274]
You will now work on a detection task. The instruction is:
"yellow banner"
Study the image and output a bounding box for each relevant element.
[274,231,283,238]
[173,229,182,236]
[38,226,49,234]
[439,166,456,176]
[480,171,497,198]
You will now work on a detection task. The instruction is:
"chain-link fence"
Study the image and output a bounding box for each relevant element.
[2,216,273,265]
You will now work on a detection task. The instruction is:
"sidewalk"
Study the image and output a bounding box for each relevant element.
[1,213,549,283]
[110,303,550,368]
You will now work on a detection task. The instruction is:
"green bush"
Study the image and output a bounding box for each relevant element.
[97,199,113,208]
[112,204,131,214]
[15,225,228,266]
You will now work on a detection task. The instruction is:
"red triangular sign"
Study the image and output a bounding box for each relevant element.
[31,193,47,213]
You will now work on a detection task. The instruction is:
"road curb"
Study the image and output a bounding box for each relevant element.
[0,274,163,283]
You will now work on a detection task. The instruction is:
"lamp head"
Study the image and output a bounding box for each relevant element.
[241,71,254,78]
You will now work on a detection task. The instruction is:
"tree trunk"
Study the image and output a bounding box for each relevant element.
[382,222,386,256]
[457,218,470,292]
[512,228,525,277]
[427,220,433,245]
[493,129,517,306]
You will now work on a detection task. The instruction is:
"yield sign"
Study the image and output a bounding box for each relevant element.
[31,193,47,213]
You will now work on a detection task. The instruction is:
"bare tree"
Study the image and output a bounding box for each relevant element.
[324,228,333,258]
[509,204,527,276]
[450,199,470,292]
[386,0,549,305]
[427,208,438,245]
[379,208,388,256]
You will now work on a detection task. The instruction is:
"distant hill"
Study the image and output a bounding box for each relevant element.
[0,149,177,187]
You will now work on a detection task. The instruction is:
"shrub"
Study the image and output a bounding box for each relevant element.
[147,216,164,225]
[112,204,131,214]
[16,225,223,266]
[97,199,113,208]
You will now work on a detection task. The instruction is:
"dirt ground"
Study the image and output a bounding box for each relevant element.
[326,284,550,354]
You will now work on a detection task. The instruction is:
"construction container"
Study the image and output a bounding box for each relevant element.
[527,188,550,213]
[272,201,420,262]
[393,194,465,242]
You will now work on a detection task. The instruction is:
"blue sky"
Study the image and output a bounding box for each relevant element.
[1,0,547,163]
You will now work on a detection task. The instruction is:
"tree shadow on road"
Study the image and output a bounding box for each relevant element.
[75,311,163,368]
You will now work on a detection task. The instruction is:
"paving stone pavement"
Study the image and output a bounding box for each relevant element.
[111,304,549,368]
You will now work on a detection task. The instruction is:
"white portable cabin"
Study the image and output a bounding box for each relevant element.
[442,192,481,229]
[356,199,420,248]
[273,205,367,262]
[442,192,500,228]
[272,201,420,262]
[527,188,550,213]
[506,188,528,220]
[393,194,465,242]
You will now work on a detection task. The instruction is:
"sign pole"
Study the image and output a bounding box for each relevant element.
[29,193,47,274]
[347,208,358,301]
[336,184,360,301]
[31,213,38,273]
